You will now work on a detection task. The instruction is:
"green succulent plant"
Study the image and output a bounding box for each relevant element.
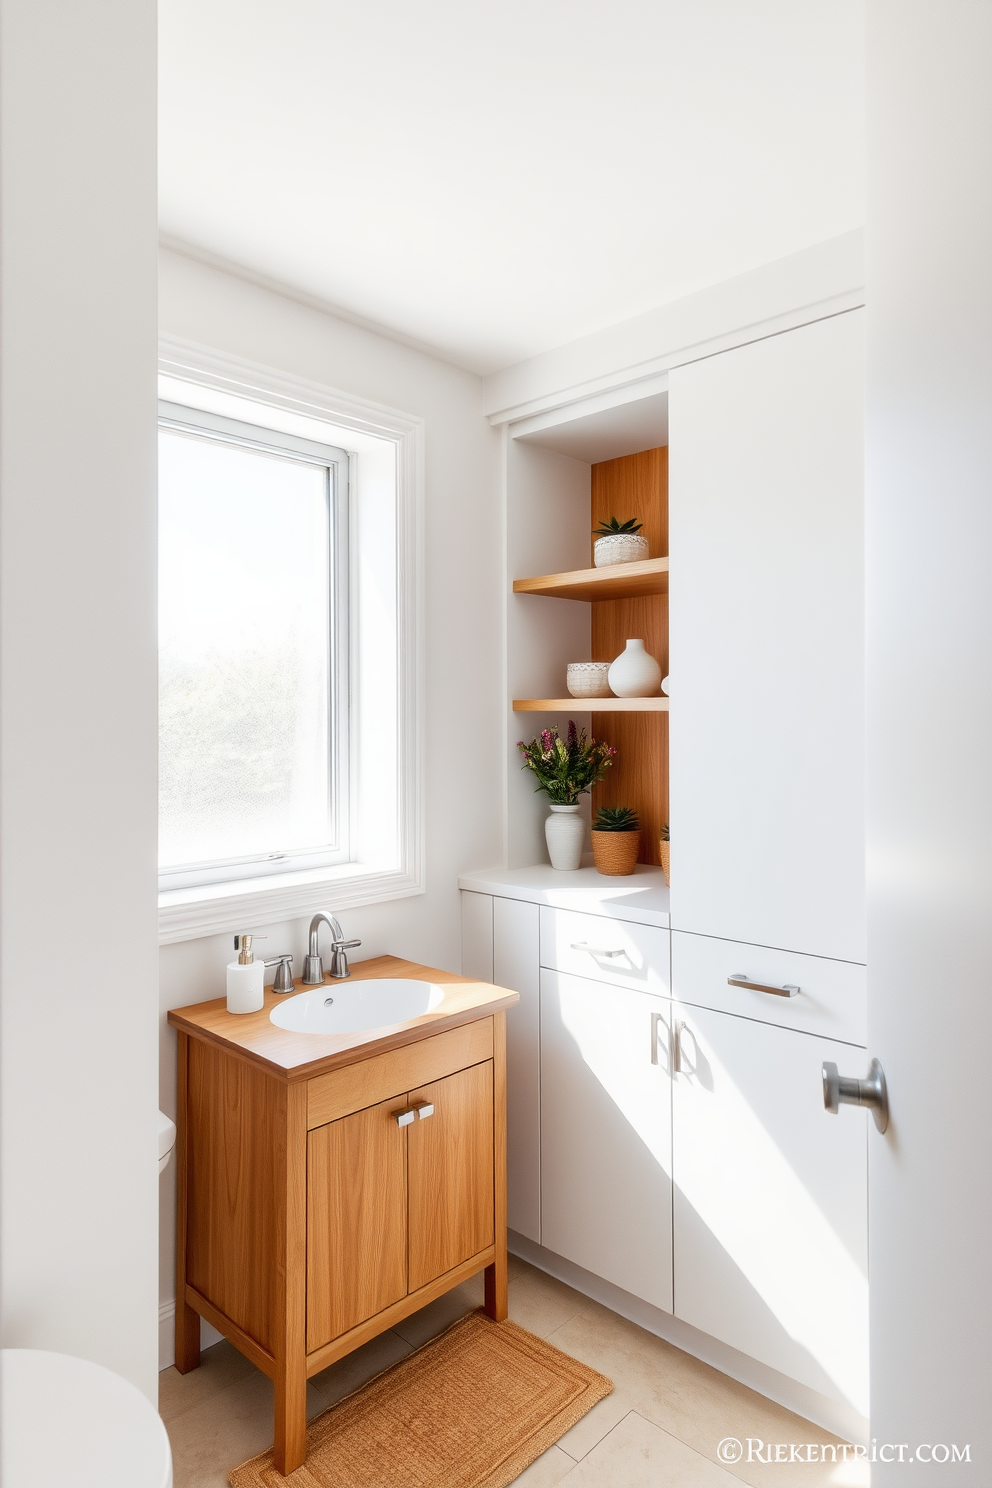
[660,822,670,841]
[593,806,640,833]
[593,515,643,537]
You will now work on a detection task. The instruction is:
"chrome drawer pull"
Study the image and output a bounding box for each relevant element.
[650,1012,664,1065]
[395,1108,415,1128]
[728,973,800,998]
[414,1102,434,1120]
[571,942,624,957]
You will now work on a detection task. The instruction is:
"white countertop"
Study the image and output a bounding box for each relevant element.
[458,862,670,928]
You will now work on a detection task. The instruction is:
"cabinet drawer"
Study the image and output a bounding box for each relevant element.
[307,1020,494,1129]
[540,907,670,996]
[672,931,866,1045]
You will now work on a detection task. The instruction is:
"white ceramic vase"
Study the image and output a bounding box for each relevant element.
[593,533,649,568]
[545,803,585,870]
[608,638,662,697]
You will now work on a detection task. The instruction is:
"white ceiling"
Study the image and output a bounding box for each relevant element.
[159,1,864,377]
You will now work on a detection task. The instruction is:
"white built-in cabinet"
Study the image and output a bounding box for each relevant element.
[668,308,866,962]
[462,306,870,1430]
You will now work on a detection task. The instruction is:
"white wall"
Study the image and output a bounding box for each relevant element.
[157,249,502,1357]
[0,0,160,1400]
[866,2,992,1474]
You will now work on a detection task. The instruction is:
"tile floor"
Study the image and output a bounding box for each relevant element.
[160,1256,869,1487]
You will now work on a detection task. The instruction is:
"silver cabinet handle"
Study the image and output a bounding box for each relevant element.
[395,1108,415,1128]
[823,1058,889,1133]
[414,1102,434,1120]
[650,1012,664,1065]
[728,973,800,998]
[571,942,624,957]
[672,1020,685,1075]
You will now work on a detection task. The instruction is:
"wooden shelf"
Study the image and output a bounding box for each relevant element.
[512,556,669,603]
[513,697,669,712]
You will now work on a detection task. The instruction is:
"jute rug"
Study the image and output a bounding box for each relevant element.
[229,1310,613,1488]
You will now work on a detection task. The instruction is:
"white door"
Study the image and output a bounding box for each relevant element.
[668,310,866,962]
[493,897,541,1243]
[541,968,673,1312]
[672,1002,868,1419]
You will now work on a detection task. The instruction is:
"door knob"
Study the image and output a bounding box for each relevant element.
[822,1058,889,1133]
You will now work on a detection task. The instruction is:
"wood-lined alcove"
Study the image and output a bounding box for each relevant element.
[589,447,668,864]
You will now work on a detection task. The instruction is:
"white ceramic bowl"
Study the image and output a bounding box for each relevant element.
[566,662,612,698]
[593,533,649,568]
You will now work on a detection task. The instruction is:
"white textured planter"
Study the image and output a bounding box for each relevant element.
[566,662,611,698]
[545,803,585,870]
[594,533,649,568]
[608,638,663,697]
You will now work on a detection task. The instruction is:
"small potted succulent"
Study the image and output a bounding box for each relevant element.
[591,806,641,876]
[660,822,670,885]
[593,516,649,568]
[518,723,616,870]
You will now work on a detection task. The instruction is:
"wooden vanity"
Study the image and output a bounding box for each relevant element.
[168,955,518,1475]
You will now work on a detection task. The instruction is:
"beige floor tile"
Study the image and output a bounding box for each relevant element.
[510,1444,581,1487]
[390,1270,486,1347]
[544,1305,849,1488]
[165,1364,274,1488]
[507,1255,596,1339]
[556,1411,740,1487]
[158,1340,258,1426]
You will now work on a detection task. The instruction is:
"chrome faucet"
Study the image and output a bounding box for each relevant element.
[302,912,361,983]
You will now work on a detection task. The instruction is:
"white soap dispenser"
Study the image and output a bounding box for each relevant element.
[226,933,266,1015]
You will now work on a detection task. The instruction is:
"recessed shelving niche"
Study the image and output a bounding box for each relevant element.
[512,445,669,866]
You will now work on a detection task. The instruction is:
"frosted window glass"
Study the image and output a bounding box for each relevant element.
[159,429,335,870]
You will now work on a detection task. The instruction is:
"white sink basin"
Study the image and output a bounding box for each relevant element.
[269,978,445,1035]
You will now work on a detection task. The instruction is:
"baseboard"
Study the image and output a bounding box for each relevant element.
[158,1299,224,1372]
[508,1230,869,1446]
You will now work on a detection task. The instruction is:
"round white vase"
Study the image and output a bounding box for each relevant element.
[608,638,662,697]
[545,803,585,870]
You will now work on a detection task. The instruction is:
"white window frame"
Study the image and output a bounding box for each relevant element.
[158,403,352,891]
[157,337,425,944]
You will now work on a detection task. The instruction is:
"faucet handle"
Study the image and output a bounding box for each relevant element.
[263,954,294,994]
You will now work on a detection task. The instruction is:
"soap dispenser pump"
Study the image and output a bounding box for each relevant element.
[226,932,266,1015]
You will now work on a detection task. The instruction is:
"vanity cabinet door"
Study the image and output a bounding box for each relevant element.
[540,969,673,1312]
[306,1094,409,1351]
[407,1061,495,1291]
[672,1002,868,1418]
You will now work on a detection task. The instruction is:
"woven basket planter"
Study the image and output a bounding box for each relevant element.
[591,829,640,877]
[659,840,670,886]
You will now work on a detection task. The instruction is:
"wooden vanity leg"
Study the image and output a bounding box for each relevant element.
[485,1012,509,1322]
[274,1356,308,1476]
[274,1080,309,1475]
[174,1032,201,1373]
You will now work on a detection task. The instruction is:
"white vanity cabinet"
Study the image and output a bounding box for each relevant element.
[668,309,866,964]
[671,1002,869,1419]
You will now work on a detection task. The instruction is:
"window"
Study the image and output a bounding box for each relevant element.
[155,349,423,944]
[158,404,350,890]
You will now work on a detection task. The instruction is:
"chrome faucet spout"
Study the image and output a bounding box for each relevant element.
[302,912,361,983]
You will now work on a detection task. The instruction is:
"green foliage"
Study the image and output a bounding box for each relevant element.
[593,515,643,537]
[660,822,670,841]
[517,722,617,805]
[593,806,640,832]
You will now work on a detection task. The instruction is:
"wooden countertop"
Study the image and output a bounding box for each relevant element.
[167,954,519,1082]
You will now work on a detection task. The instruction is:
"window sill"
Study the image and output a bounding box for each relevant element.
[158,861,424,945]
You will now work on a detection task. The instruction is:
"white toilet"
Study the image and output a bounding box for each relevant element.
[1,1350,173,1488]
[159,1109,177,1174]
[1,1113,178,1486]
